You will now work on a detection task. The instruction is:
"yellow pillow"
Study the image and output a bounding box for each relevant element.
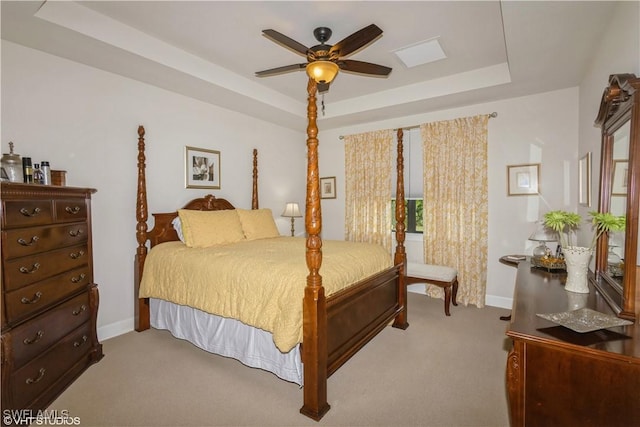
[236,209,280,240]
[177,209,245,248]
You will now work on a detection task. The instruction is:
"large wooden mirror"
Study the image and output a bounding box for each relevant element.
[593,73,639,321]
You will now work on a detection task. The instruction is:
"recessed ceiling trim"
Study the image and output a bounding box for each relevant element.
[321,63,511,119]
[34,0,305,118]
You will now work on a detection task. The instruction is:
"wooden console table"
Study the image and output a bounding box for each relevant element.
[506,261,639,427]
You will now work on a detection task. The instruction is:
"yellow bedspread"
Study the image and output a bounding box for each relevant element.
[139,237,393,352]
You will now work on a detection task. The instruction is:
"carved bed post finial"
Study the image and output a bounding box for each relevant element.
[393,128,409,329]
[300,77,330,421]
[252,149,259,209]
[135,125,150,331]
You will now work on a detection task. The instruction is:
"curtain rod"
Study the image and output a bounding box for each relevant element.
[338,111,498,140]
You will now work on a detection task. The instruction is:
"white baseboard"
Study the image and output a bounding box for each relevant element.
[408,284,512,309]
[98,317,134,341]
[484,295,513,309]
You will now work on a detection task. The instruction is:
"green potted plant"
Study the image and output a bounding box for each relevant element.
[543,210,625,293]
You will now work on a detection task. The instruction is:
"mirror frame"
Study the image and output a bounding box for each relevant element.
[593,73,640,321]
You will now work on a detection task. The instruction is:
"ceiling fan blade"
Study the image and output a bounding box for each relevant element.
[255,63,306,77]
[338,60,392,76]
[262,29,309,57]
[329,24,383,58]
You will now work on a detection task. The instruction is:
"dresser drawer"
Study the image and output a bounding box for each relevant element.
[2,223,89,259]
[2,200,53,228]
[8,291,90,370]
[4,244,90,291]
[4,267,92,324]
[10,322,92,410]
[54,199,88,223]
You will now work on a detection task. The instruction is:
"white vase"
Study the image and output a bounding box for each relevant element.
[563,246,592,294]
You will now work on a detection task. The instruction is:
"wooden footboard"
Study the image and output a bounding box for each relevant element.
[326,264,404,375]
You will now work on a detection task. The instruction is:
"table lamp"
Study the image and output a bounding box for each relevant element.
[281,202,302,236]
[529,222,557,257]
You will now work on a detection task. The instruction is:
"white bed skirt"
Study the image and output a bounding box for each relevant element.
[150,298,303,385]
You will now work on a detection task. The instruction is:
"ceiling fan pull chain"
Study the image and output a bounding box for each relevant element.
[322,94,326,116]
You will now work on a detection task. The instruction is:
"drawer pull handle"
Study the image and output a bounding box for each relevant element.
[21,291,43,304]
[19,263,40,274]
[23,330,44,345]
[69,229,84,237]
[19,207,41,217]
[17,236,40,246]
[70,273,86,283]
[25,368,46,385]
[69,250,85,259]
[73,335,88,347]
[65,206,81,215]
[72,305,87,316]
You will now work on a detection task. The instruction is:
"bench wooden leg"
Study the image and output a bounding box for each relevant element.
[452,279,459,306]
[443,285,452,316]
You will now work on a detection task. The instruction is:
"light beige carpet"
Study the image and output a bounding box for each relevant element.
[49,292,512,426]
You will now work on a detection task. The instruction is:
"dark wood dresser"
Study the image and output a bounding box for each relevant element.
[1,183,103,415]
[506,262,639,426]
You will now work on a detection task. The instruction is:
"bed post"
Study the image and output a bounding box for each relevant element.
[252,149,259,209]
[300,78,330,421]
[134,125,150,332]
[393,128,409,329]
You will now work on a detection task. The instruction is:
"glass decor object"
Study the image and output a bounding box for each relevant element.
[529,221,557,257]
[1,141,23,183]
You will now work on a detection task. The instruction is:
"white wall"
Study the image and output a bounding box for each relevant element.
[317,88,578,308]
[1,41,307,340]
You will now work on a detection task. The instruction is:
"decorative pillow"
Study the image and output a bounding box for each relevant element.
[171,216,185,243]
[177,209,245,248]
[236,208,280,240]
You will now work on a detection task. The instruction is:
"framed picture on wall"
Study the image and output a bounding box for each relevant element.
[185,146,221,189]
[320,176,336,199]
[579,152,592,207]
[507,163,540,196]
[612,160,628,196]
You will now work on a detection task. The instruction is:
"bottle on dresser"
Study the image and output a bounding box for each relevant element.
[33,163,43,184]
[41,160,52,185]
[22,156,33,183]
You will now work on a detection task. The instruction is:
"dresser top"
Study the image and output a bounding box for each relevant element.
[507,262,640,361]
[1,182,96,199]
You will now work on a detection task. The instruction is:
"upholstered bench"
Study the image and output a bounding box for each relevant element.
[406,262,459,316]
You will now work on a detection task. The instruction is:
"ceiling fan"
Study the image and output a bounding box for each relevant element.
[255,24,392,93]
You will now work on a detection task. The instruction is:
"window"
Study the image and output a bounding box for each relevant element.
[391,198,423,233]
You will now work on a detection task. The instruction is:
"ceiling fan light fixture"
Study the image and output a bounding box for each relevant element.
[306,61,339,84]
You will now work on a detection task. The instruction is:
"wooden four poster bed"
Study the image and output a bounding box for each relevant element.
[133,79,408,421]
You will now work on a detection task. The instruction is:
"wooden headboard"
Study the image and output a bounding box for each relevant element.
[136,142,259,249]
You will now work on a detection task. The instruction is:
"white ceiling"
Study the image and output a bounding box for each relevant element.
[1,1,618,131]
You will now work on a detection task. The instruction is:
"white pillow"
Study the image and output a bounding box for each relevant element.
[172,216,185,243]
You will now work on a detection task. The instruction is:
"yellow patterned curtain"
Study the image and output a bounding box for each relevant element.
[420,115,488,307]
[344,130,393,252]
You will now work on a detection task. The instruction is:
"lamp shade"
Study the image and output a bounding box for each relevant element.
[306,61,339,84]
[281,202,302,218]
[528,226,557,242]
